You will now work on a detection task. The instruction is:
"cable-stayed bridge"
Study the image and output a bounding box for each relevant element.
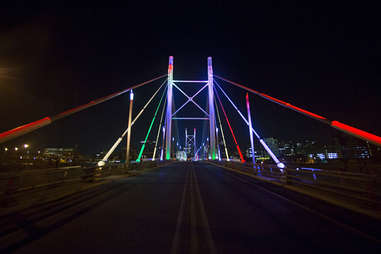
[0,57,380,253]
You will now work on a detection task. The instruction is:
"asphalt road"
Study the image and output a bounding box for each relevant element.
[4,162,380,253]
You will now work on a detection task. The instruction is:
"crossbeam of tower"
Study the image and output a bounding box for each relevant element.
[163,56,218,160]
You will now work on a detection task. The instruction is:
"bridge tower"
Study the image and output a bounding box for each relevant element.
[207,57,217,159]
[165,56,174,160]
[164,56,217,160]
[184,128,197,157]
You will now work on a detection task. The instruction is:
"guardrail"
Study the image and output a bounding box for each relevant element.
[212,161,381,216]
[0,161,169,197]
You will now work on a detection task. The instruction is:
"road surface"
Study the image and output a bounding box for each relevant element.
[2,162,380,253]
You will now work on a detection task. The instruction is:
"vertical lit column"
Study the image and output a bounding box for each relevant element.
[194,128,197,159]
[160,127,165,161]
[246,93,255,166]
[126,90,134,167]
[207,57,217,160]
[216,128,221,161]
[185,128,188,153]
[165,56,174,160]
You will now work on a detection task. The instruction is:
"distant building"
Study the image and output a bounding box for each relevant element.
[352,145,370,159]
[264,137,280,157]
[43,147,82,162]
[44,148,74,157]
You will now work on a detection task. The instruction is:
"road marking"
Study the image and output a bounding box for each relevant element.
[191,164,217,254]
[209,163,381,244]
[189,164,199,254]
[171,166,189,254]
[171,163,218,254]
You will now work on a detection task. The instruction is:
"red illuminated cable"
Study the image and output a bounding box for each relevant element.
[215,90,245,163]
[215,75,328,123]
[0,74,167,144]
[331,121,381,145]
[215,75,381,147]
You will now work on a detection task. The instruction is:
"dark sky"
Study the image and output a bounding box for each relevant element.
[1,3,380,154]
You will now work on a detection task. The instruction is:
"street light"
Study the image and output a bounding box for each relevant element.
[24,144,29,148]
[4,147,8,151]
[14,147,18,151]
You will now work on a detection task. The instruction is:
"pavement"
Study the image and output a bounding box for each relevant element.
[1,162,380,253]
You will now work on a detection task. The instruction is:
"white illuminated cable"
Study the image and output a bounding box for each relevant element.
[99,80,167,165]
[214,81,283,166]
[214,81,260,139]
[152,95,167,160]
[214,98,230,161]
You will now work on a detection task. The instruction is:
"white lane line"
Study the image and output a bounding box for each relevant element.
[192,164,217,254]
[171,166,190,254]
[189,164,199,254]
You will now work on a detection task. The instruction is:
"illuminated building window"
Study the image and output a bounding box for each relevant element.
[317,153,325,160]
[327,153,338,159]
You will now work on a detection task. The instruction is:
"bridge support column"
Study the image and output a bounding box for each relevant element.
[194,128,197,160]
[126,90,134,167]
[207,57,217,160]
[165,56,174,160]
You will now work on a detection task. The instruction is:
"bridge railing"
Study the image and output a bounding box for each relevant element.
[212,160,381,216]
[0,160,170,210]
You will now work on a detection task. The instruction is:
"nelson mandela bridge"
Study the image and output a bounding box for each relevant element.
[0,57,380,253]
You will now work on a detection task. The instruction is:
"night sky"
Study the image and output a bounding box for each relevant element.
[1,3,380,155]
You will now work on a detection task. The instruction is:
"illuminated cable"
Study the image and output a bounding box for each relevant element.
[214,81,284,168]
[215,75,381,148]
[98,80,167,166]
[137,85,167,162]
[215,89,245,163]
[152,96,167,160]
[0,74,167,144]
[214,98,230,161]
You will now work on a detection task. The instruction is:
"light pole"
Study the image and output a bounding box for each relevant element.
[126,90,134,168]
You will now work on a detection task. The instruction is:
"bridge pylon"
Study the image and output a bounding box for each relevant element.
[164,56,218,160]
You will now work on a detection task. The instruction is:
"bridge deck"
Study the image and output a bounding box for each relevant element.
[2,162,380,253]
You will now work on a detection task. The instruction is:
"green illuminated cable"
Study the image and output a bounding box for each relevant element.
[136,86,167,162]
[152,96,167,160]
